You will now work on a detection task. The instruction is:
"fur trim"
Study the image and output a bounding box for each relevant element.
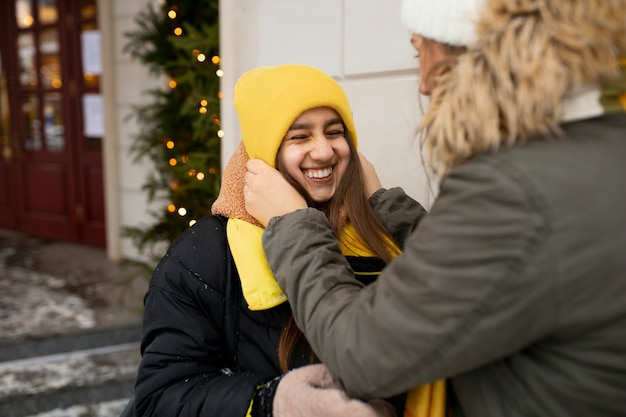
[421,0,626,177]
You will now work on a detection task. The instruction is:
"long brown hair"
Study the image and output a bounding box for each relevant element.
[274,126,398,372]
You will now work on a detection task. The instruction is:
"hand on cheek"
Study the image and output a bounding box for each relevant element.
[244,159,307,227]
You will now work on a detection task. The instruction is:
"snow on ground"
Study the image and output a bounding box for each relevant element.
[0,232,144,417]
[0,247,96,339]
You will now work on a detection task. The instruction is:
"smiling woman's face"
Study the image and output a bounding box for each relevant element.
[278,107,350,204]
[411,33,454,96]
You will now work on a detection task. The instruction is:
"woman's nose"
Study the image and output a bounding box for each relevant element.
[419,80,432,96]
[309,136,334,160]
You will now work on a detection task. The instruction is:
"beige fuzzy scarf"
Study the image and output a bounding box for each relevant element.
[421,0,626,177]
[211,142,263,227]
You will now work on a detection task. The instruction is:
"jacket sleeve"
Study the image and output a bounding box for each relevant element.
[265,160,555,399]
[134,223,268,417]
[369,187,428,247]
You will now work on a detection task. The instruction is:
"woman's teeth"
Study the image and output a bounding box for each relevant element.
[304,167,332,179]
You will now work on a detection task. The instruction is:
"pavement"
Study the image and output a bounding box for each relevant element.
[0,228,151,417]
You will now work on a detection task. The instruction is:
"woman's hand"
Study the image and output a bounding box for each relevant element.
[358,151,383,198]
[244,159,307,227]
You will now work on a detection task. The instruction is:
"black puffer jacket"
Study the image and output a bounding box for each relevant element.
[135,215,290,417]
[134,215,404,417]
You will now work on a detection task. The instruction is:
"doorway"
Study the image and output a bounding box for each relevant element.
[0,0,105,248]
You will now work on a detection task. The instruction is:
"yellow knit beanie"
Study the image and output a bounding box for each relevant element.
[234,64,358,167]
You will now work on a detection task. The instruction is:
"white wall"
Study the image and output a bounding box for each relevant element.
[101,0,164,262]
[219,0,436,209]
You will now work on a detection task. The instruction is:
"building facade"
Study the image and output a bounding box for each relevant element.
[0,0,432,262]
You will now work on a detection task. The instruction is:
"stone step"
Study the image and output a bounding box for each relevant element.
[0,324,142,362]
[0,326,141,417]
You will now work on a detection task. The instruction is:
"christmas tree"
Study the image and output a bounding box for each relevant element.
[123,0,221,262]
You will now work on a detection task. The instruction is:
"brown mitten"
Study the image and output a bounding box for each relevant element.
[272,364,396,417]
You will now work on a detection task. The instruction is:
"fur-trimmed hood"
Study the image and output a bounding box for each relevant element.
[421,0,626,176]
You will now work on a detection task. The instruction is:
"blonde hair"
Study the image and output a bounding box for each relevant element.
[421,0,626,177]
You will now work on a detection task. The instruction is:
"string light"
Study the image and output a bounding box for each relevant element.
[199,107,208,114]
[216,69,223,77]
[174,27,183,36]
[217,129,224,138]
[196,172,205,180]
[178,207,187,216]
[167,204,176,213]
[166,140,175,149]
[168,10,177,19]
[189,219,197,227]
[211,56,220,65]
[169,79,177,88]
[197,54,206,62]
[169,158,177,166]
[200,99,208,106]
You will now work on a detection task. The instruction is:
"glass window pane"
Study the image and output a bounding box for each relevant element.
[83,71,100,89]
[82,93,103,151]
[81,25,101,88]
[16,0,34,29]
[39,0,58,25]
[85,137,101,151]
[1,57,11,160]
[17,33,37,87]
[43,93,64,152]
[22,94,41,151]
[81,0,97,19]
[40,29,62,89]
[82,21,98,32]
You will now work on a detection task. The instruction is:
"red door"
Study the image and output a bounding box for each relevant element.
[0,0,105,248]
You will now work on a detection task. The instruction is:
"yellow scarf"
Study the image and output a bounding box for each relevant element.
[405,380,446,417]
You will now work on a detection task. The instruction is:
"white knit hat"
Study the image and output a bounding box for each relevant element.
[401,0,484,46]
